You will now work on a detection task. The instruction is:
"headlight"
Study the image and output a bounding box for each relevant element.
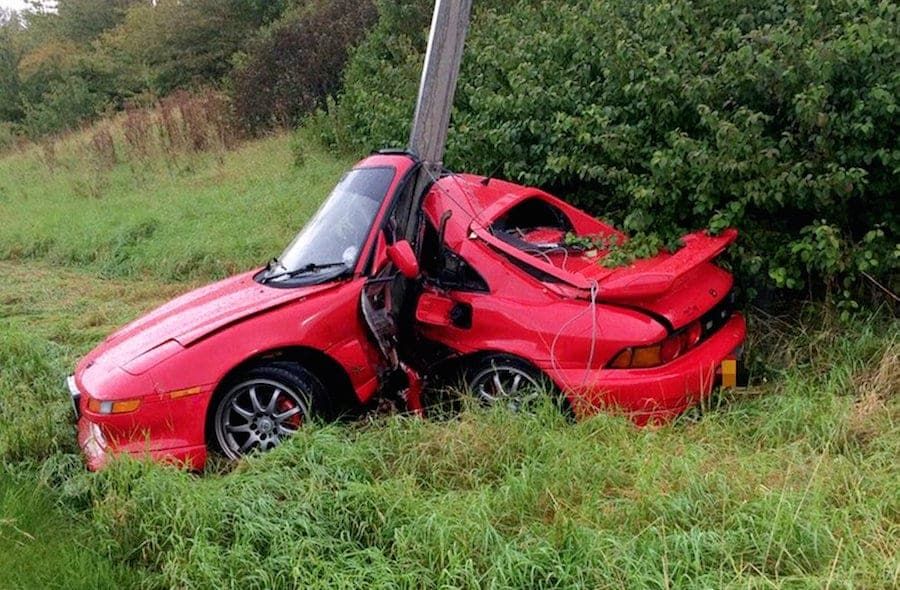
[122,339,184,375]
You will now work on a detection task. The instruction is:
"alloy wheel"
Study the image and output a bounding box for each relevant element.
[214,378,308,459]
[469,363,541,411]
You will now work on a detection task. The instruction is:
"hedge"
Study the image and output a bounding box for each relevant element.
[317,0,899,303]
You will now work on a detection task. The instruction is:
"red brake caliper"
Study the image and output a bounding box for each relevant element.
[277,397,302,428]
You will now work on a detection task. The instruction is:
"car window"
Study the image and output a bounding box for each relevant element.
[421,220,488,292]
[489,197,572,251]
[277,167,395,275]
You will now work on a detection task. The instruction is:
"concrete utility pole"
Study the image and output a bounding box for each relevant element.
[404,0,473,241]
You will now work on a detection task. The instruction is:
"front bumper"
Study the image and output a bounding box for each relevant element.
[66,373,209,471]
[76,414,207,471]
[547,313,747,424]
[66,375,81,419]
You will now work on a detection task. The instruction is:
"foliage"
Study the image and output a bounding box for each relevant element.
[21,74,105,136]
[231,0,378,132]
[100,0,261,96]
[323,0,899,303]
[0,13,24,122]
[310,0,453,151]
[0,0,295,138]
[55,0,137,45]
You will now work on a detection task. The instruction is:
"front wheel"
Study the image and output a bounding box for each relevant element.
[211,364,327,460]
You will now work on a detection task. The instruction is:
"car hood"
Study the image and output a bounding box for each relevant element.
[81,270,337,373]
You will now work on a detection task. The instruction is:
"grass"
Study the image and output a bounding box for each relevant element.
[0,469,139,589]
[0,128,898,588]
[0,129,350,281]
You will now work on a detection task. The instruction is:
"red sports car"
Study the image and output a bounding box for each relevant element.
[68,152,745,470]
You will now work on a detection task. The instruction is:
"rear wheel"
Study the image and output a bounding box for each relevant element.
[211,364,328,460]
[465,355,548,412]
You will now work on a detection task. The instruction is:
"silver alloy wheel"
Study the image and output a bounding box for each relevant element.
[469,363,541,411]
[214,378,309,459]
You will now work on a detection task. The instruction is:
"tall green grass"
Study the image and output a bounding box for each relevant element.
[1,259,896,588]
[0,131,351,282]
[0,130,897,588]
[83,319,897,589]
[1,470,139,589]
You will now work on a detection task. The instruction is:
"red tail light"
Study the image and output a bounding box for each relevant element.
[659,334,683,363]
[682,321,702,348]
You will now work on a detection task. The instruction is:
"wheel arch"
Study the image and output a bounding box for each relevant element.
[204,346,360,443]
[431,349,547,386]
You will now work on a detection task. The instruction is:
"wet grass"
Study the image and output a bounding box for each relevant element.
[0,469,139,589]
[0,132,897,588]
[1,268,896,589]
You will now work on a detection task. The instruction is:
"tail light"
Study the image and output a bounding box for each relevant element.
[608,320,703,369]
[682,321,702,348]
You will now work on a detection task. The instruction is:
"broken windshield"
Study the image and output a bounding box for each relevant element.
[268,167,396,282]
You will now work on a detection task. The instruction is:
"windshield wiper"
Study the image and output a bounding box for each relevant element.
[266,257,283,272]
[262,261,348,283]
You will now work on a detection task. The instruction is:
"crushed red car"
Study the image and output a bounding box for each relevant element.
[68,151,745,470]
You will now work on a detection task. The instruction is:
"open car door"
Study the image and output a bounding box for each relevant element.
[359,164,427,409]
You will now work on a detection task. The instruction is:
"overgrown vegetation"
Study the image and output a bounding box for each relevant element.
[319,0,899,303]
[0,0,370,138]
[1,0,898,587]
[0,252,897,588]
[231,0,377,131]
[0,126,896,588]
[0,115,349,280]
[3,0,896,304]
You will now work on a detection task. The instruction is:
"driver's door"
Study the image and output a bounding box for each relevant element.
[359,166,423,383]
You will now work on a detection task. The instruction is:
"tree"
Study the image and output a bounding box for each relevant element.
[232,0,378,131]
[0,12,24,122]
[56,0,141,45]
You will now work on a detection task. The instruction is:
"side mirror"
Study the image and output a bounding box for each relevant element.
[387,240,420,279]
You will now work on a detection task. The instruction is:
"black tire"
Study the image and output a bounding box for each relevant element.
[210,363,329,460]
[464,354,551,411]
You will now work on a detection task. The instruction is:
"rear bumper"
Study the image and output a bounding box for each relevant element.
[547,313,747,424]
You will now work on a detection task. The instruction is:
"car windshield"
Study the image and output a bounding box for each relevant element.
[272,167,395,279]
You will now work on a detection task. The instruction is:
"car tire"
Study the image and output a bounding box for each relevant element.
[464,355,553,412]
[210,363,329,460]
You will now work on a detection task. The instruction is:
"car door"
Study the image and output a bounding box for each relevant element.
[359,163,423,382]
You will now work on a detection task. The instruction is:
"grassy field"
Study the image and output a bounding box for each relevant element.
[0,127,350,281]
[0,131,897,588]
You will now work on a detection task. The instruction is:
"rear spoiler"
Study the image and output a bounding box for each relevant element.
[593,229,738,300]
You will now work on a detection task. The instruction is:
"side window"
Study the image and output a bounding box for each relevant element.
[363,168,415,275]
[421,221,489,292]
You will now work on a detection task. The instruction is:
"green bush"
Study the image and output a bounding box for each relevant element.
[22,75,106,136]
[0,121,18,151]
[231,0,378,132]
[322,0,899,301]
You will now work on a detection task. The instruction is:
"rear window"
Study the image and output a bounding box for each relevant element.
[490,198,572,251]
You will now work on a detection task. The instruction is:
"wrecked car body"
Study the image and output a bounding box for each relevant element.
[68,152,745,469]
